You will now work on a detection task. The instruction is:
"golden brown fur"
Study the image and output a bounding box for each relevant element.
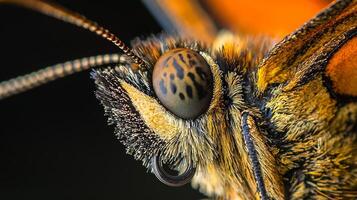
[94,18,356,198]
[95,33,286,199]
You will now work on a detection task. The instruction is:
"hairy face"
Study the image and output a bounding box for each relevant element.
[92,34,276,198]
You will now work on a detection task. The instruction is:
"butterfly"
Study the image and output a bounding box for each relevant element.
[0,0,356,199]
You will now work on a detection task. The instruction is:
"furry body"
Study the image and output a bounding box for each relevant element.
[93,30,357,199]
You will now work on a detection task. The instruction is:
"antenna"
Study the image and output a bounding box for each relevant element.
[1,0,146,68]
[0,0,147,99]
[0,54,126,99]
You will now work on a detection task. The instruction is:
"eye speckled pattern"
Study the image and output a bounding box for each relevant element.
[152,48,213,119]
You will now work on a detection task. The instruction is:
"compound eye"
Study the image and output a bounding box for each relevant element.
[153,48,213,119]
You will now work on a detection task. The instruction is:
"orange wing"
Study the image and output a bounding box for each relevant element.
[326,35,357,96]
[205,0,331,38]
[257,0,357,97]
[142,0,330,41]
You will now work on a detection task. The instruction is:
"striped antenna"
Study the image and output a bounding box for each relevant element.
[0,0,146,68]
[0,54,126,99]
[0,0,147,99]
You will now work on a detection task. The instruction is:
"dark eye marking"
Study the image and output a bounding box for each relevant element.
[187,72,207,100]
[186,85,193,98]
[173,59,184,80]
[195,67,207,81]
[170,74,175,80]
[178,53,186,64]
[189,59,197,66]
[170,82,177,94]
[187,53,192,59]
[159,79,167,95]
[163,72,167,77]
[179,92,185,100]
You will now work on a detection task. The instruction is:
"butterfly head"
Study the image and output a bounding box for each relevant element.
[93,33,274,196]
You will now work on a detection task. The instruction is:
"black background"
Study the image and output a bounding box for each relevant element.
[0,1,204,199]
